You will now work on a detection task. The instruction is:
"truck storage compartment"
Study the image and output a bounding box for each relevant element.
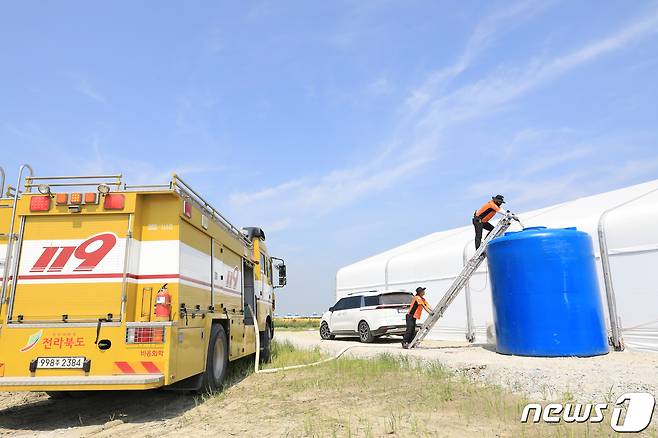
[8,214,129,322]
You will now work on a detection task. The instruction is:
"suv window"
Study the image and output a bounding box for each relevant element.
[344,296,362,309]
[380,293,413,305]
[333,298,347,311]
[364,296,379,307]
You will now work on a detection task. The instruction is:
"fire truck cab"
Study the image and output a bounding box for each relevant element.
[0,166,286,393]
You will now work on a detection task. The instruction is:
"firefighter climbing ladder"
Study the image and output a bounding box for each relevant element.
[409,212,521,349]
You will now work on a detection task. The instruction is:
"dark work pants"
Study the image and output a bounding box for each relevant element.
[403,314,417,344]
[473,217,494,249]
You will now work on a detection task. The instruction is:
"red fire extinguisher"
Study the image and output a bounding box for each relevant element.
[154,283,171,321]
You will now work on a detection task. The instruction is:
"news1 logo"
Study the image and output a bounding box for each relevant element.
[521,392,655,432]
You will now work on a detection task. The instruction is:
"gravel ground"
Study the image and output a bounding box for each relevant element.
[277,330,658,403]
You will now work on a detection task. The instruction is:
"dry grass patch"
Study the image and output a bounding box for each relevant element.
[199,341,640,437]
[274,317,321,331]
[46,340,654,438]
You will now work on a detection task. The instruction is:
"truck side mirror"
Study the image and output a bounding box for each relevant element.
[272,263,286,288]
[329,306,334,312]
[278,264,287,286]
[272,257,286,289]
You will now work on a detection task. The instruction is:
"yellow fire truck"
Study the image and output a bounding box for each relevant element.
[0,165,286,393]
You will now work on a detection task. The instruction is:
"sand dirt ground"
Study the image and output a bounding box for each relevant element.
[0,331,656,437]
[278,330,658,402]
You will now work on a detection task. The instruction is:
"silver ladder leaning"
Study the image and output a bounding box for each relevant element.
[409,211,521,349]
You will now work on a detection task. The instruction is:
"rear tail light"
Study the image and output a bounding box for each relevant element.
[69,193,82,204]
[183,200,192,218]
[104,194,125,210]
[126,326,165,344]
[29,196,51,211]
[84,192,98,204]
[55,193,68,205]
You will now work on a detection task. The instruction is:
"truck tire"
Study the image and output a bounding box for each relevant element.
[199,323,228,393]
[47,391,93,398]
[260,322,272,363]
[46,391,70,399]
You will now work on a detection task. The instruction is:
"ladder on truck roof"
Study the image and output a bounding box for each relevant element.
[409,211,521,349]
[1,164,34,310]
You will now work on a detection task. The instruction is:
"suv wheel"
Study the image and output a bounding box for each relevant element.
[358,321,374,343]
[320,321,334,340]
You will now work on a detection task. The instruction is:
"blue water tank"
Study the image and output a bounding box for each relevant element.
[486,226,609,357]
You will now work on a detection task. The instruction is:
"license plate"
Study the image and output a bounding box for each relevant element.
[397,308,406,313]
[36,357,85,369]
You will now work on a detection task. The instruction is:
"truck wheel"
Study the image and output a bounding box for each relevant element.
[320,321,334,340]
[199,324,228,393]
[358,321,374,343]
[260,323,272,363]
[46,391,70,399]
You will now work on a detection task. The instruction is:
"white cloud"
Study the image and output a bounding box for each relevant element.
[469,153,658,210]
[519,146,592,176]
[366,77,392,96]
[230,179,306,206]
[404,0,553,114]
[606,156,658,184]
[75,76,107,105]
[229,5,658,234]
[418,6,658,129]
[81,136,224,185]
[458,9,658,207]
[228,143,434,233]
[262,218,292,233]
[296,155,432,214]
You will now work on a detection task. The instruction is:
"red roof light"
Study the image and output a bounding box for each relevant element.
[104,194,125,210]
[30,196,51,212]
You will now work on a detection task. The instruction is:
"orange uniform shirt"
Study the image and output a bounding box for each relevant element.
[408,295,428,320]
[475,200,501,223]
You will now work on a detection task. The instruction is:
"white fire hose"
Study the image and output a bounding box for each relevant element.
[248,308,477,374]
[250,306,382,374]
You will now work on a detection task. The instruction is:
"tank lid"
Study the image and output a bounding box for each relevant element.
[494,225,584,244]
[503,226,546,236]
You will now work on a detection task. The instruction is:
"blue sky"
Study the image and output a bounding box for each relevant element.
[2,1,658,314]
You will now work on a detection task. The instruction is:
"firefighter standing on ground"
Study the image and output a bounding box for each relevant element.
[402,287,433,349]
[473,194,507,249]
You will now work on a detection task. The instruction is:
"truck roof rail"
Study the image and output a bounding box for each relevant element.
[171,174,251,246]
[24,174,122,191]
[18,171,251,247]
[123,183,172,191]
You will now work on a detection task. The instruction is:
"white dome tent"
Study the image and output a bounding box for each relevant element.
[336,179,658,352]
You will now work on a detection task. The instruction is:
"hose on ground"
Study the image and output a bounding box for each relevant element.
[249,306,388,374]
[248,307,478,374]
